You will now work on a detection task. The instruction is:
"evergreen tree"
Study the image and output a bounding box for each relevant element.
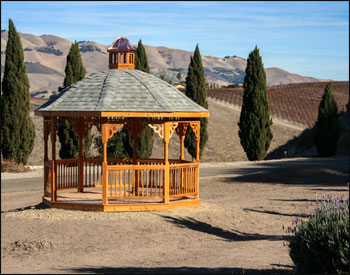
[135,39,150,73]
[95,130,132,158]
[238,46,273,161]
[314,82,340,157]
[128,39,153,158]
[57,121,78,159]
[57,42,89,159]
[184,44,208,159]
[176,72,183,82]
[1,19,35,164]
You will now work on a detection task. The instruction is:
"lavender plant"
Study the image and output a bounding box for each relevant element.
[287,195,349,274]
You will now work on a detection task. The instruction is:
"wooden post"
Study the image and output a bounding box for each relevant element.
[132,121,139,196]
[178,124,186,161]
[132,123,138,164]
[163,122,170,204]
[44,119,49,162]
[195,137,200,162]
[78,117,84,193]
[195,121,200,199]
[43,119,49,196]
[101,122,108,205]
[50,117,57,202]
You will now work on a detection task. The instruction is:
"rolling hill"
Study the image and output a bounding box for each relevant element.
[1,30,326,98]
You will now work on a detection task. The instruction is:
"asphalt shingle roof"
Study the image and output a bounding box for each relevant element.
[36,69,208,114]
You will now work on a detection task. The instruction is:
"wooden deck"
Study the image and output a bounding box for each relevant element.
[42,188,200,212]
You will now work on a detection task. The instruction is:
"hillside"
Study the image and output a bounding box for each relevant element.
[207,81,349,127]
[1,30,326,98]
[26,97,304,165]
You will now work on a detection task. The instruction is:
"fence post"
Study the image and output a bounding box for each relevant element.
[78,117,84,193]
[101,123,108,206]
[163,122,170,204]
[50,116,57,202]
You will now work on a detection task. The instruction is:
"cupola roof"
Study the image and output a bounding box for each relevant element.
[107,37,136,52]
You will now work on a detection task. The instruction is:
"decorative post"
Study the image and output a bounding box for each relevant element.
[163,122,170,204]
[189,121,201,199]
[195,136,200,162]
[131,121,139,195]
[44,119,49,162]
[132,122,138,164]
[78,117,85,193]
[177,123,187,161]
[43,118,50,197]
[101,122,108,205]
[50,116,57,202]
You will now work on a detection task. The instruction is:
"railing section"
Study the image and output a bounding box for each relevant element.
[84,158,133,188]
[84,158,102,188]
[107,165,165,200]
[51,158,198,201]
[56,159,79,190]
[169,163,198,198]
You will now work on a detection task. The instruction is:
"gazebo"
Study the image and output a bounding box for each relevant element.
[35,37,209,212]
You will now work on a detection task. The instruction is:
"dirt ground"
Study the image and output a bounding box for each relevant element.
[1,157,348,274]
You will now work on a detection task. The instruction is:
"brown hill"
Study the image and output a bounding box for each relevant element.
[207,81,349,127]
[1,30,326,98]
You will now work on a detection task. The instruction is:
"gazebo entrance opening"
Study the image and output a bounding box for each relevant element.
[42,116,202,212]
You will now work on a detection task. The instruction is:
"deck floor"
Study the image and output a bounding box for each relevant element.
[46,188,192,205]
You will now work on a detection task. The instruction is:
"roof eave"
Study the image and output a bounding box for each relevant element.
[34,110,209,118]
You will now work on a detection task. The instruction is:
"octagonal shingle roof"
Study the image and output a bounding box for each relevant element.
[35,69,208,117]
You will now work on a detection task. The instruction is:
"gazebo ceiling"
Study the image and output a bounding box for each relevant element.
[35,69,209,117]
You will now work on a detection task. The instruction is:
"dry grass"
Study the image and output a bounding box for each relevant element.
[1,159,32,173]
[208,81,349,127]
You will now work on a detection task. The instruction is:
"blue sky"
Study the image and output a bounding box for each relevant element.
[1,1,349,80]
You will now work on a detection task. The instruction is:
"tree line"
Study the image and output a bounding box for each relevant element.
[1,19,342,166]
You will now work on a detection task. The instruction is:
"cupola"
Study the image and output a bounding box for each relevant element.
[107,37,136,70]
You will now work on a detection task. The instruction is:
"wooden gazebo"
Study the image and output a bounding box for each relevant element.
[34,37,209,212]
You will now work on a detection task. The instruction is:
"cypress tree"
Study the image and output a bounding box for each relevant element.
[314,82,340,157]
[57,42,90,159]
[238,46,273,161]
[135,39,150,73]
[184,44,208,158]
[1,19,35,164]
[57,120,78,159]
[95,130,132,158]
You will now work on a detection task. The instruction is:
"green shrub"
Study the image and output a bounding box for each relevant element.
[287,196,349,274]
[36,46,63,56]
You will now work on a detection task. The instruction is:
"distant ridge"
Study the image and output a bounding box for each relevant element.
[1,30,330,99]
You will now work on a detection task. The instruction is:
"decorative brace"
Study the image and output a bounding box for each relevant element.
[85,117,101,132]
[149,124,164,139]
[189,121,200,141]
[106,123,124,140]
[175,123,188,137]
[169,122,179,139]
[44,120,51,141]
